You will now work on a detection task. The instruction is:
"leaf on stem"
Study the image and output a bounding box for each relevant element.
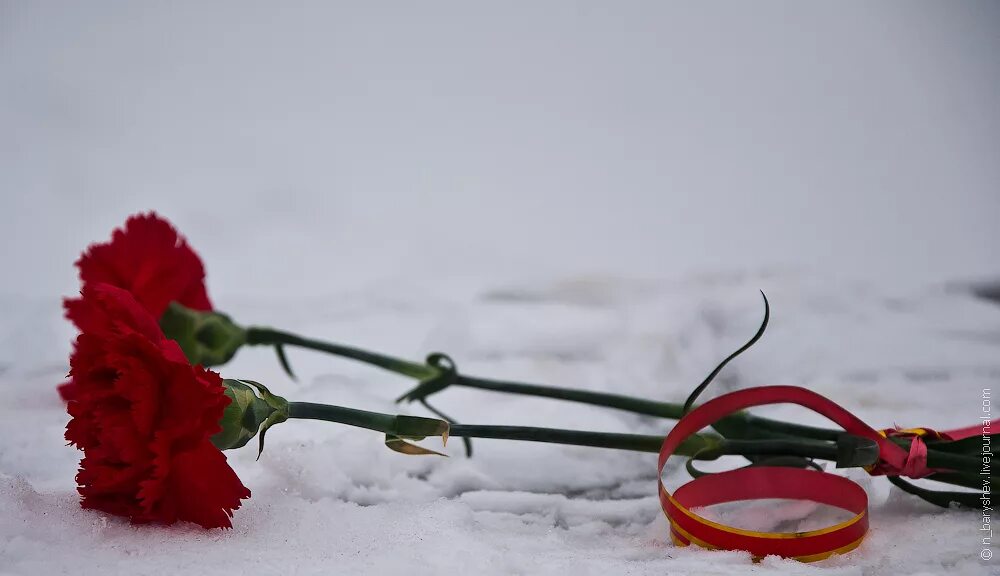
[381,414,451,456]
[390,414,450,443]
[420,399,473,458]
[274,344,296,381]
[396,353,458,403]
[385,435,449,456]
[682,291,770,414]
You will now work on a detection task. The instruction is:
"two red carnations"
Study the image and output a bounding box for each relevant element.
[60,213,213,401]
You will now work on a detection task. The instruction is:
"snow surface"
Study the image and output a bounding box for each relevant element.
[1,275,997,575]
[3,2,1000,574]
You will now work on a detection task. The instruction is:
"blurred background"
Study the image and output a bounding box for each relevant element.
[2,1,999,301]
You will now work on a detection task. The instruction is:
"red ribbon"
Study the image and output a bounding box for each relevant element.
[658,385,977,561]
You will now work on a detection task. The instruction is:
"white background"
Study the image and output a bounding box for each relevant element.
[2,1,999,300]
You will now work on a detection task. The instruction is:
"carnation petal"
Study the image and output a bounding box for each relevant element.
[166,441,250,529]
[65,285,248,529]
[73,212,213,323]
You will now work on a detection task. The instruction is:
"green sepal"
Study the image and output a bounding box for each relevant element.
[160,302,247,367]
[212,379,290,458]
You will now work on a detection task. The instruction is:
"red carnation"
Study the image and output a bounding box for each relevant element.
[61,212,213,400]
[64,283,250,529]
[66,211,212,323]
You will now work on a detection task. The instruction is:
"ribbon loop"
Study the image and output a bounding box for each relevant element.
[658,385,971,562]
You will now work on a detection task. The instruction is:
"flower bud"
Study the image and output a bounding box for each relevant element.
[160,302,247,367]
[212,379,289,457]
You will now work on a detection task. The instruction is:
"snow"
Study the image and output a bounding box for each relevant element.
[1,276,998,575]
[3,1,1000,574]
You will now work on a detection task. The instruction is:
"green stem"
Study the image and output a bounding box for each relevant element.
[737,413,840,441]
[696,438,839,462]
[248,326,841,440]
[288,402,401,433]
[285,401,860,464]
[247,327,436,380]
[448,424,673,453]
[455,375,841,441]
[887,437,992,476]
[454,375,686,418]
[925,472,994,490]
[284,402,979,490]
[288,400,692,453]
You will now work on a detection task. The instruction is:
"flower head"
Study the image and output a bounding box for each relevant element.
[65,212,212,325]
[60,212,213,400]
[64,283,250,528]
